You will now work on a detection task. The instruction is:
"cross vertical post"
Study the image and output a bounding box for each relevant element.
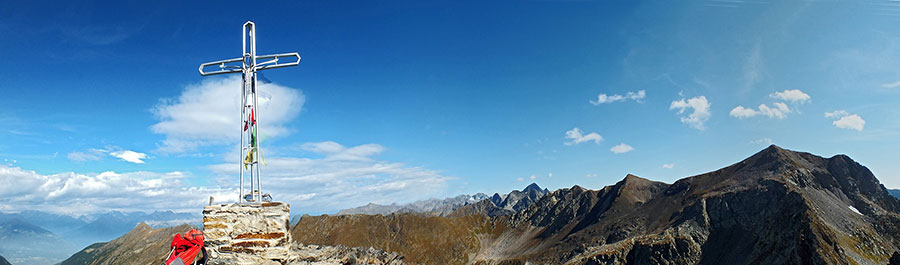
[198,21,301,204]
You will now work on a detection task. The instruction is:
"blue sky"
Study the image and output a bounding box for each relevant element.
[1,0,899,215]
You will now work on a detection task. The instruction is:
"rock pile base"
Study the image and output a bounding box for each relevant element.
[203,202,292,265]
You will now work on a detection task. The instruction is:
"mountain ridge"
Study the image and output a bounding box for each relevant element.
[338,183,549,217]
[293,145,900,264]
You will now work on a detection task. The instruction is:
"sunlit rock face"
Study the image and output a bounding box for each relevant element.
[203,202,292,265]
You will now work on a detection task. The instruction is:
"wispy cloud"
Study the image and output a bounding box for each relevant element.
[731,89,809,119]
[670,96,711,130]
[881,80,900,88]
[590,90,645,105]
[0,166,230,215]
[769,89,811,103]
[564,128,603,145]
[825,110,865,131]
[208,141,451,213]
[662,163,675,169]
[743,42,763,92]
[730,102,791,119]
[67,150,103,162]
[109,150,148,164]
[67,147,148,164]
[750,138,773,145]
[610,143,634,154]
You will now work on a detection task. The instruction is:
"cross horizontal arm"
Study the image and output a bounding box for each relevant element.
[255,52,301,71]
[198,57,244,76]
[198,52,301,76]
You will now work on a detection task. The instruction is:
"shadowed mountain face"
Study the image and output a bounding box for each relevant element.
[0,255,10,265]
[472,145,900,264]
[890,189,900,200]
[292,146,900,265]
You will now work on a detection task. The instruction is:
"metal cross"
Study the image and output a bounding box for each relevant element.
[198,21,301,203]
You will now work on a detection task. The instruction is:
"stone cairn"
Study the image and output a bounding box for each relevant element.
[203,202,292,265]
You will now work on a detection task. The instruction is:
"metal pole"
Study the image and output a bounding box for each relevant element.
[239,24,247,203]
[250,22,263,203]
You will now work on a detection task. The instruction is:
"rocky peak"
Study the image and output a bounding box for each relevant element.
[613,174,669,205]
[524,183,543,193]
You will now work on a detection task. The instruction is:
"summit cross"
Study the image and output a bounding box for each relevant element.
[198,21,301,203]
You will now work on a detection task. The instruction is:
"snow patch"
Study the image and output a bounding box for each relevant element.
[848,206,863,216]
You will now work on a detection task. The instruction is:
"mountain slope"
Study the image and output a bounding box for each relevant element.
[59,223,193,265]
[291,213,497,265]
[0,255,10,265]
[890,189,900,200]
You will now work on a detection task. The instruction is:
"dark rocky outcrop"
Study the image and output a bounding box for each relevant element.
[452,183,551,217]
[0,255,10,265]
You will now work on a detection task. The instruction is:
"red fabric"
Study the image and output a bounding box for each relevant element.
[243,109,256,131]
[166,229,204,265]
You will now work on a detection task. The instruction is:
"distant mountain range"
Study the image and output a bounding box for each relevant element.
[336,183,549,217]
[0,210,198,265]
[55,145,900,264]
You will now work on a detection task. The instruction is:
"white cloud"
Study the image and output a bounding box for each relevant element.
[151,75,305,153]
[769,89,811,103]
[729,106,758,118]
[662,163,675,169]
[881,81,900,88]
[1,140,452,215]
[68,147,148,163]
[824,110,865,131]
[564,128,603,145]
[833,115,865,131]
[758,102,791,119]
[516,177,524,182]
[610,143,634,154]
[109,150,148,164]
[670,96,711,130]
[0,166,232,215]
[729,103,791,119]
[529,175,536,180]
[208,141,451,213]
[590,90,645,105]
[824,110,849,118]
